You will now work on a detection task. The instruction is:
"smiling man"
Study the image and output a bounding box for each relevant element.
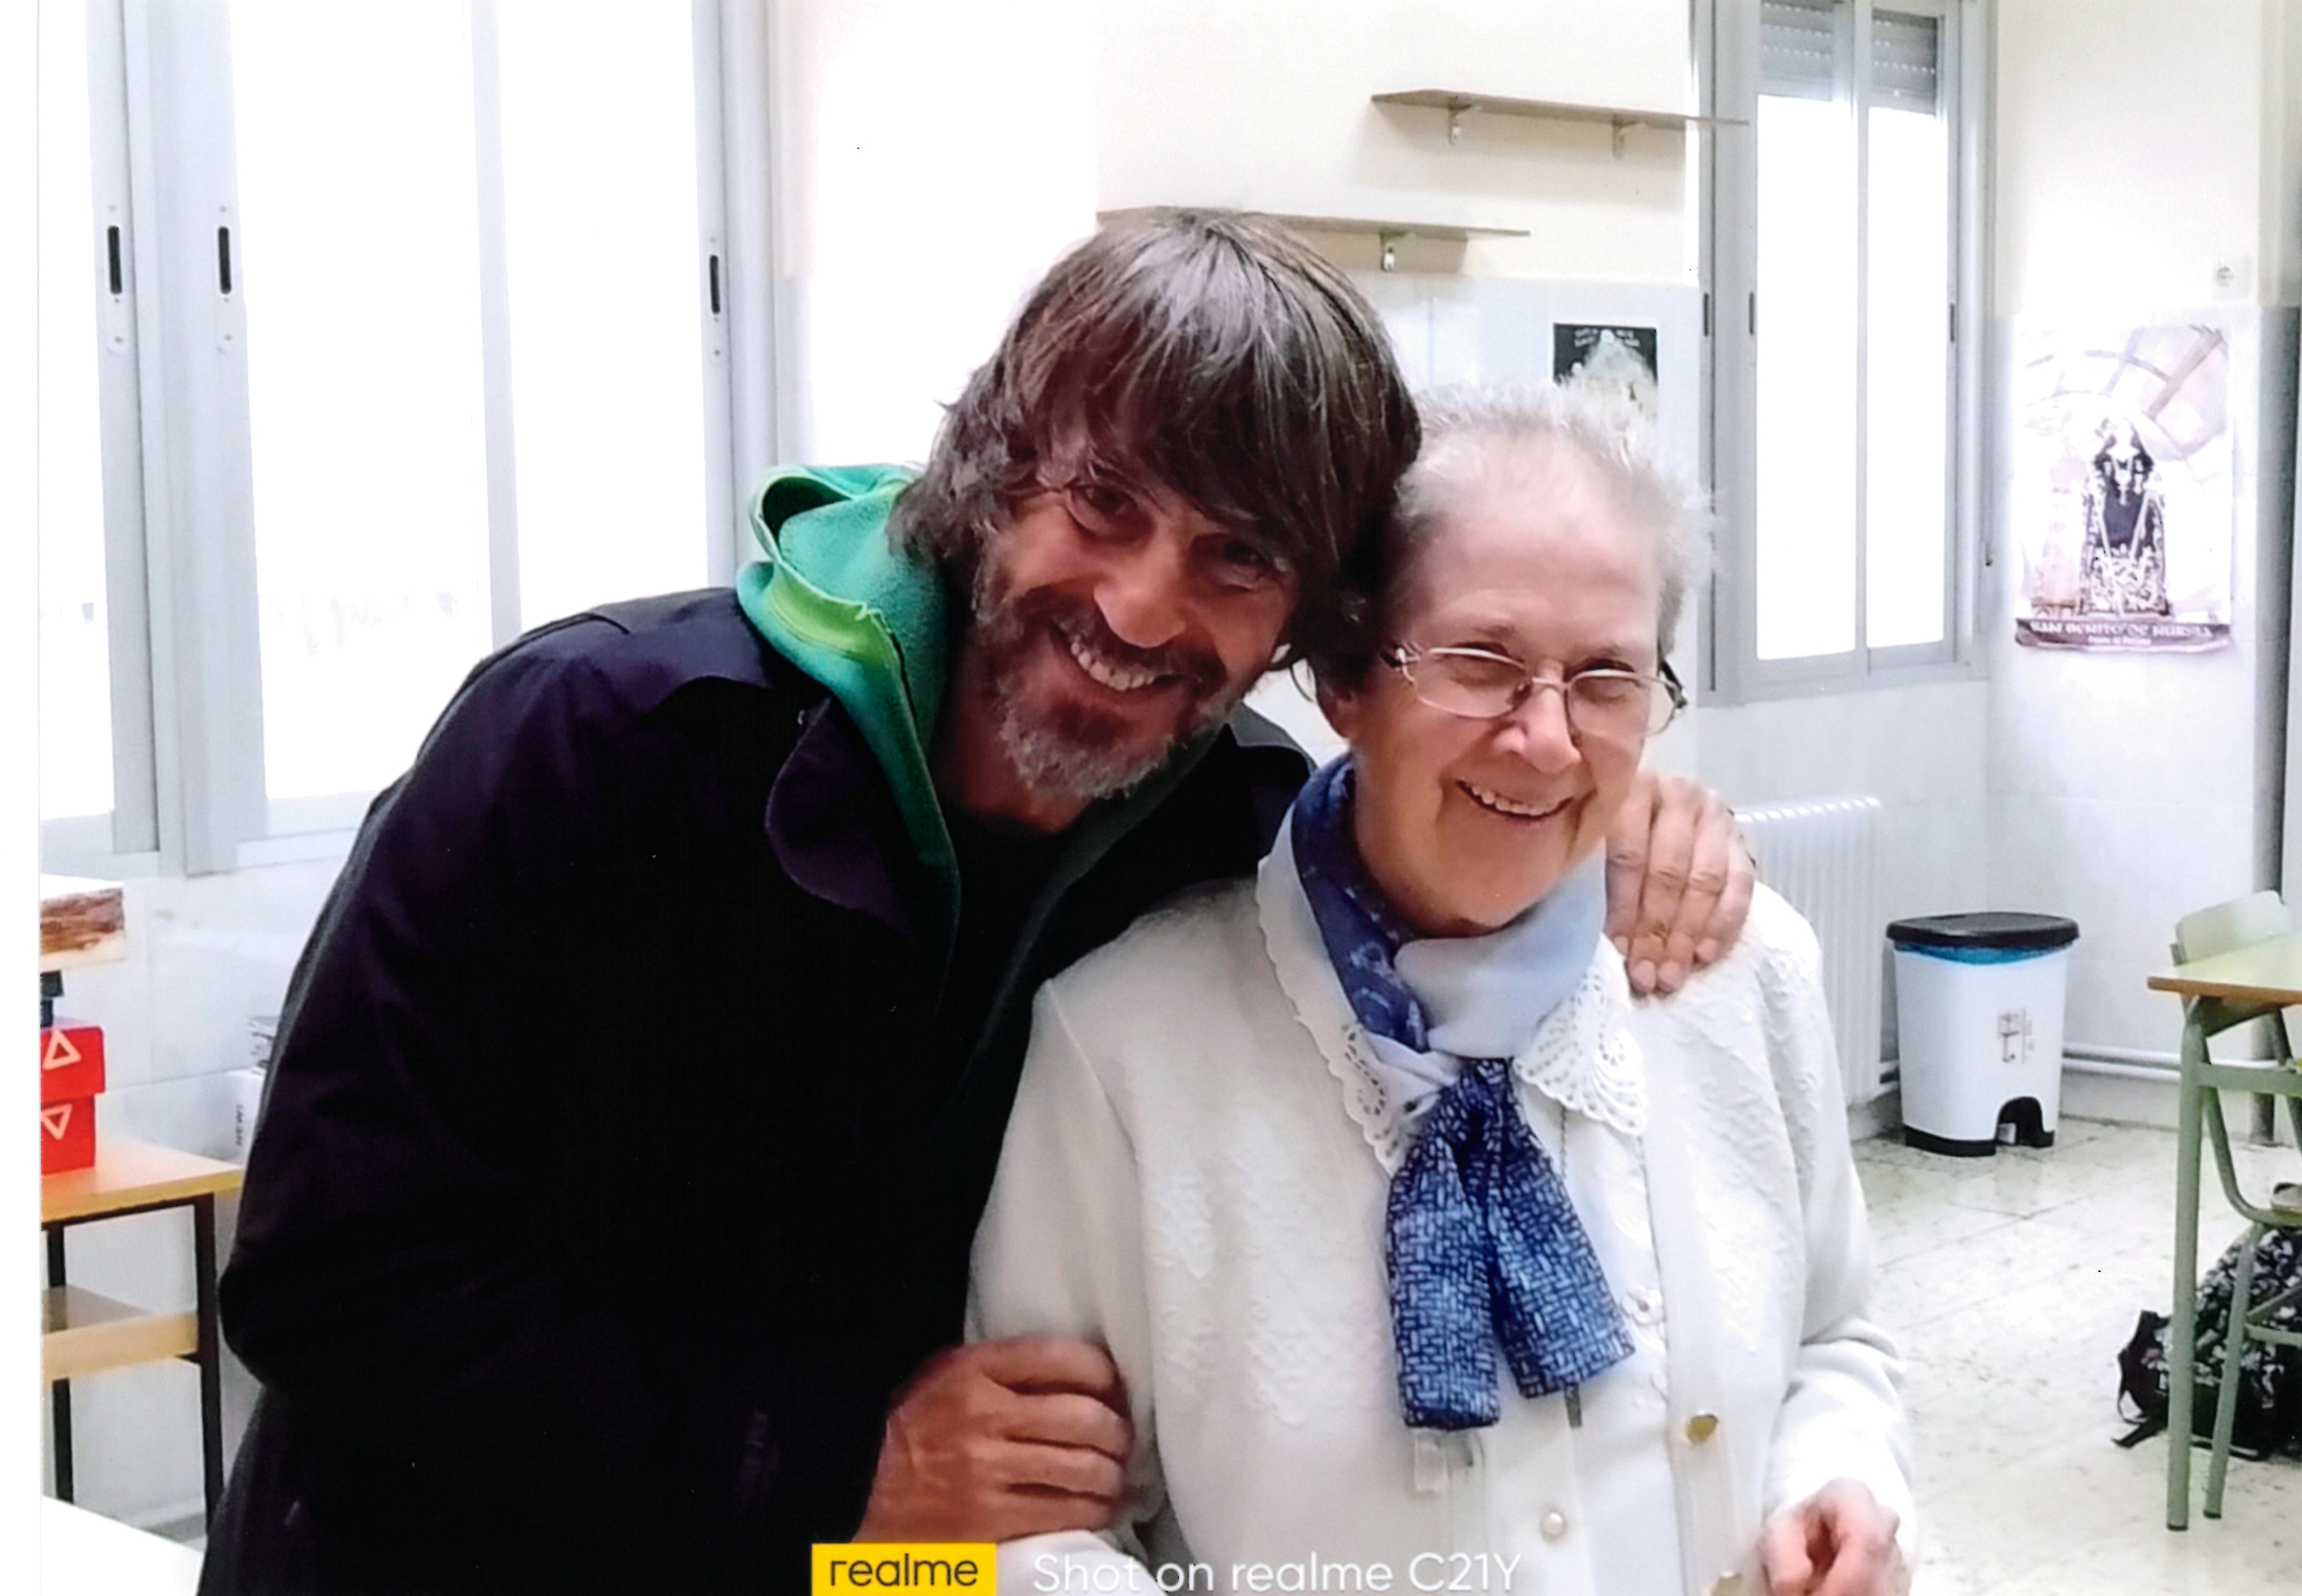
[201,211,1752,1596]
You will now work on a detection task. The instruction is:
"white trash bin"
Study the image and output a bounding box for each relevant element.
[1887,912,2080,1157]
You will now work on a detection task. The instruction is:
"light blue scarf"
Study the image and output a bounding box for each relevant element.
[1290,757,1632,1430]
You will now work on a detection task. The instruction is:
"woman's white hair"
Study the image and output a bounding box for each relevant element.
[1383,381,1709,664]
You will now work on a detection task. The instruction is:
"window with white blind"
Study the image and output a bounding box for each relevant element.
[1705,0,1984,696]
[37,0,773,874]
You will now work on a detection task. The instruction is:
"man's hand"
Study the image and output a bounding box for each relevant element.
[853,1337,1133,1544]
[1759,1479,1908,1596]
[1605,770,1755,995]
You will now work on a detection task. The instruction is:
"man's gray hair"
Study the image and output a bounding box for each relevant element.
[1308,382,1707,692]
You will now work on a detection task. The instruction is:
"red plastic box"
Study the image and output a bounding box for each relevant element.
[39,1020,104,1174]
[41,1020,105,1103]
[40,1098,96,1173]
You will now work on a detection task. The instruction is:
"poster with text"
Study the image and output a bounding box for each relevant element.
[2011,323,2231,651]
[1552,323,1659,423]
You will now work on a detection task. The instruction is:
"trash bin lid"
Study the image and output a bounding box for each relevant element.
[1886,911,2079,952]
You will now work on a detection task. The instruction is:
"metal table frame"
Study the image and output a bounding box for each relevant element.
[2148,936,2302,1529]
[42,1141,242,1525]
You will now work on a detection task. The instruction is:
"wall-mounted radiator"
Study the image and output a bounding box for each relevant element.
[1733,796,1886,1105]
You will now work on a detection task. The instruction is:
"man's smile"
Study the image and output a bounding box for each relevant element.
[1060,624,1169,695]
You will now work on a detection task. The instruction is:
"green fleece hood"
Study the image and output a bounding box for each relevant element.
[736,464,959,926]
[736,460,1250,1128]
[735,463,1233,1067]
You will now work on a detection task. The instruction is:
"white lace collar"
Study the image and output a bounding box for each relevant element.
[1257,831,1648,1173]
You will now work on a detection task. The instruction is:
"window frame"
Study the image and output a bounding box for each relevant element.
[43,0,159,866]
[40,0,772,878]
[1699,0,1990,703]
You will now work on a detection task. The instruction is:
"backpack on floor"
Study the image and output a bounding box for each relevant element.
[2116,1223,2302,1461]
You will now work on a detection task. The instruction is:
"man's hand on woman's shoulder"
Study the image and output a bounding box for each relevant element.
[1605,770,1756,996]
[854,1336,1133,1544]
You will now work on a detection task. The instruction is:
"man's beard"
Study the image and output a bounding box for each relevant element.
[967,556,1247,804]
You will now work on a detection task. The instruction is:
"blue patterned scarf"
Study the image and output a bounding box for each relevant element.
[1290,757,1632,1430]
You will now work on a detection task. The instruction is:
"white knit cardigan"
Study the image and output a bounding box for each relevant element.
[969,850,1913,1596]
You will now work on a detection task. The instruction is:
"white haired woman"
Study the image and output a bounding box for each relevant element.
[969,386,1913,1596]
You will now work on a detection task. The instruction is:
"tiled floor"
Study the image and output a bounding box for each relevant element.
[1859,1118,2300,1595]
[145,1119,2302,1593]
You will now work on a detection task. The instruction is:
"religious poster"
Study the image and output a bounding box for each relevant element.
[1552,323,1660,422]
[2010,323,2232,652]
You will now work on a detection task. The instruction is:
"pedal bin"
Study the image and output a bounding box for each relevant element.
[1886,911,2080,1157]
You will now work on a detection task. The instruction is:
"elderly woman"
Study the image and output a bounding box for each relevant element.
[970,386,1913,1596]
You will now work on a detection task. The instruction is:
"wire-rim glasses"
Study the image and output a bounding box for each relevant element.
[1380,643,1686,739]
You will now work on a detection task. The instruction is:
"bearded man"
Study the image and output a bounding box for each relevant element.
[200,211,1751,1595]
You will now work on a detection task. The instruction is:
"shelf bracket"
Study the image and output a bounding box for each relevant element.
[1447,100,1473,145]
[1611,116,1633,158]
[1378,230,1405,272]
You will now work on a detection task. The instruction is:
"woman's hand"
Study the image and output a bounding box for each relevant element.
[1605,770,1756,994]
[1759,1478,1908,1596]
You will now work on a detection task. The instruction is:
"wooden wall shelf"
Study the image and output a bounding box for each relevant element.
[1372,89,1744,155]
[1099,207,1528,272]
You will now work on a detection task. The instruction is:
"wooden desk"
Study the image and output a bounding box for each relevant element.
[2149,935,2302,1008]
[2147,936,2302,1528]
[42,1139,244,1524]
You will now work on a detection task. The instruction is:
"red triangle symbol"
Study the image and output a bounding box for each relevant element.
[43,1030,82,1072]
[41,1104,73,1140]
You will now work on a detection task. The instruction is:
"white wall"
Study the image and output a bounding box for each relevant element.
[1698,683,1994,930]
[1099,0,1694,283]
[1995,0,2268,316]
[60,865,339,1108]
[1990,0,2294,1059]
[770,0,1098,464]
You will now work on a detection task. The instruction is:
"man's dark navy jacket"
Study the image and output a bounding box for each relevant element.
[201,590,1307,1594]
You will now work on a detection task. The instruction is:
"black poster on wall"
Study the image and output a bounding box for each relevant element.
[1552,323,1659,422]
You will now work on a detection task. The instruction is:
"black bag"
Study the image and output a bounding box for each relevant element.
[2116,1224,2302,1460]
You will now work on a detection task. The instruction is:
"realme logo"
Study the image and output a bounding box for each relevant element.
[814,1545,995,1594]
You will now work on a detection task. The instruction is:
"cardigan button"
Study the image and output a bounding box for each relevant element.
[1685,1412,1720,1444]
[1538,1509,1568,1541]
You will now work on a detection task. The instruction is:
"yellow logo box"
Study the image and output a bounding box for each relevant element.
[814,1544,997,1594]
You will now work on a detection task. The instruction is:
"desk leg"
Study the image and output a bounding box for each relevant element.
[193,1194,224,1525]
[46,1225,74,1502]
[2251,1092,2279,1146]
[2167,1009,2207,1530]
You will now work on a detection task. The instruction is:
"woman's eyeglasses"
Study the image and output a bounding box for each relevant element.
[1380,643,1686,740]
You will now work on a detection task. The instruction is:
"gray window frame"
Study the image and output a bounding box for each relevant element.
[41,0,772,877]
[1699,0,1991,703]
